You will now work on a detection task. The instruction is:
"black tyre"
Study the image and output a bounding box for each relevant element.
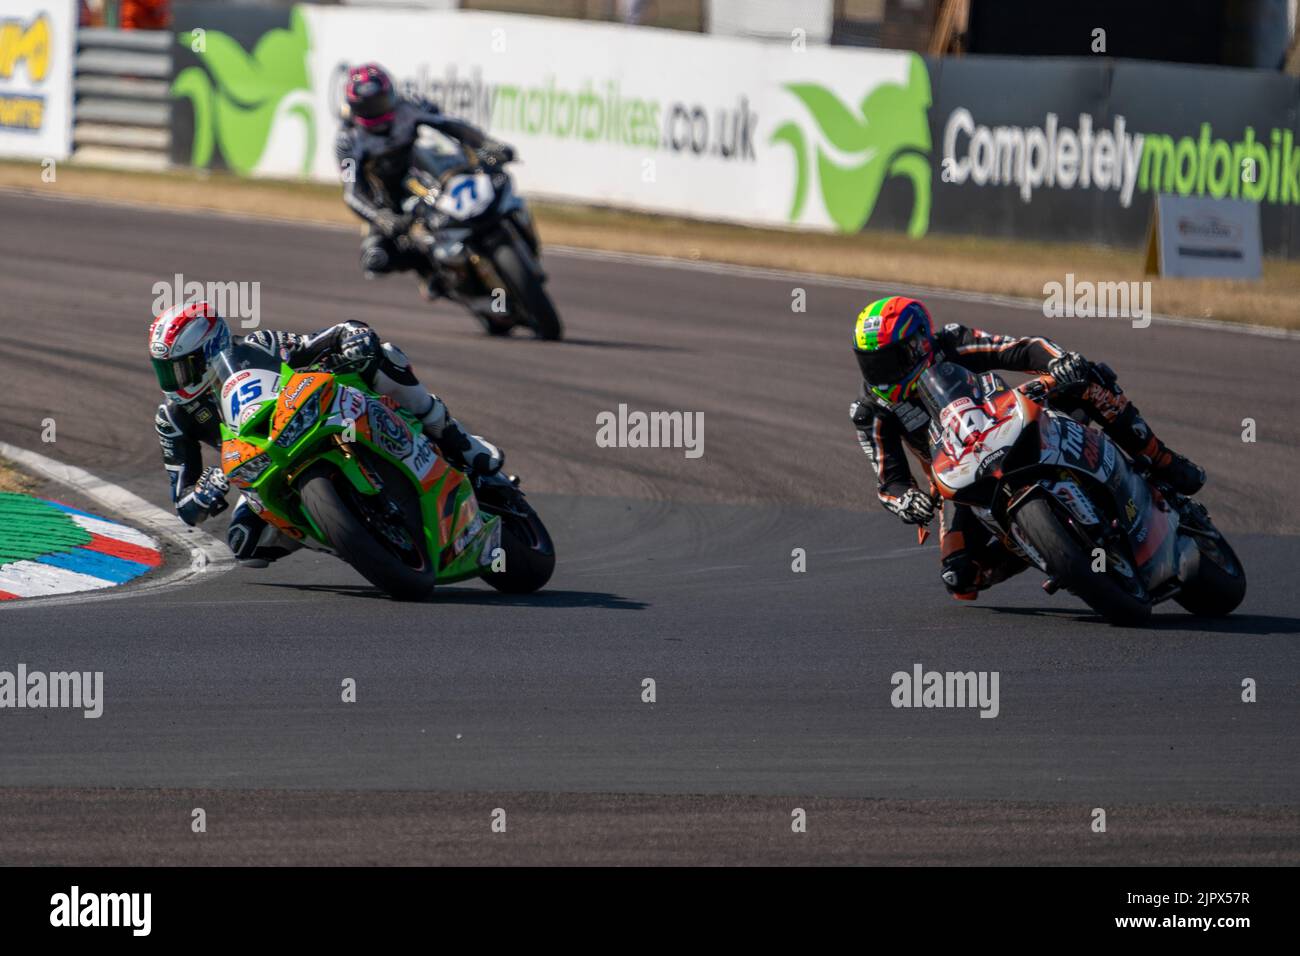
[480,498,555,594]
[489,240,563,341]
[1012,497,1151,626]
[298,457,435,600]
[1174,533,1246,617]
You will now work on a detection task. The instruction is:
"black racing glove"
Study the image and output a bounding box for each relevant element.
[335,323,381,370]
[884,487,936,526]
[478,143,515,169]
[192,466,230,515]
[373,210,412,240]
[1047,351,1093,388]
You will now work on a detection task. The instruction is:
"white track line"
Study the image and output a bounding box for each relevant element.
[3,183,1297,341]
[0,442,232,610]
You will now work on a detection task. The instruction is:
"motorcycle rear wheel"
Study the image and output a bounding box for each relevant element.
[1013,498,1151,626]
[476,482,555,594]
[1174,532,1246,617]
[489,240,563,341]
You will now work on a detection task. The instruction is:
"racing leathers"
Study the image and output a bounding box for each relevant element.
[154,321,502,566]
[850,323,1203,599]
[335,96,512,283]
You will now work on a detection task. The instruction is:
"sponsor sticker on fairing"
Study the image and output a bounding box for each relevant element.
[409,435,438,477]
[368,399,413,458]
[1048,479,1101,525]
[454,513,485,556]
[339,386,367,425]
[476,519,503,567]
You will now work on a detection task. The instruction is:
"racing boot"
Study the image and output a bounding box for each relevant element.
[436,422,503,476]
[1110,405,1205,495]
[227,499,302,568]
[941,550,982,601]
[941,543,1026,601]
[405,386,503,476]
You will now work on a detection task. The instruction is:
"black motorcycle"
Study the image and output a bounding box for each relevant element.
[399,146,563,340]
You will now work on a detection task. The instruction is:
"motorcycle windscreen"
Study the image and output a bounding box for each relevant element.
[916,362,984,421]
[214,343,284,431]
[918,363,994,457]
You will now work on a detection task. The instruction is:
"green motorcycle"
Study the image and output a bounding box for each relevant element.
[213,341,554,599]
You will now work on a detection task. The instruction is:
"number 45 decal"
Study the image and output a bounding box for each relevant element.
[230,380,263,418]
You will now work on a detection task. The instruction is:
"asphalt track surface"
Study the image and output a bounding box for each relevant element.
[1,191,1298,864]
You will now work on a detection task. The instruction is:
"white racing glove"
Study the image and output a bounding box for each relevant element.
[884,487,936,526]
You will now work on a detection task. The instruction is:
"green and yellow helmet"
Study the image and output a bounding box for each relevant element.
[852,295,936,403]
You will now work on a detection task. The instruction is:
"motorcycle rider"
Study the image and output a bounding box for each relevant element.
[150,300,503,566]
[849,295,1206,600]
[336,62,515,296]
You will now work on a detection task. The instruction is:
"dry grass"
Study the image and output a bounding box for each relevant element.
[4,160,1298,328]
[0,460,34,493]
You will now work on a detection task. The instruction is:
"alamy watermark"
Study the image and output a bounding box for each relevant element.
[1043,273,1151,328]
[596,404,703,459]
[891,663,1000,718]
[50,886,150,936]
[151,274,261,328]
[0,664,103,718]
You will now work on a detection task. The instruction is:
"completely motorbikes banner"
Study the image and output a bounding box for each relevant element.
[167,4,1300,256]
[0,0,75,161]
[928,56,1300,257]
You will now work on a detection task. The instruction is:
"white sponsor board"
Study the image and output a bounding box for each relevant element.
[0,0,75,160]
[1149,194,1262,279]
[248,7,932,235]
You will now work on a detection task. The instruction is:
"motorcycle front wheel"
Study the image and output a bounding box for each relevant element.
[1012,498,1151,626]
[298,457,436,601]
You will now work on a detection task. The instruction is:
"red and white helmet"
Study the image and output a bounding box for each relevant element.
[148,301,231,404]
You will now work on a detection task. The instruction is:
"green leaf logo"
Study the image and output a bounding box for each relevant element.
[771,54,932,237]
[172,7,315,177]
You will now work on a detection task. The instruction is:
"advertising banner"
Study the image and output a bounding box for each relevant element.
[166,5,1300,257]
[1149,195,1263,278]
[0,0,76,161]
[170,3,313,177]
[928,56,1300,256]
[169,5,934,237]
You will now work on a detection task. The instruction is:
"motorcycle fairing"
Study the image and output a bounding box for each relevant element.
[217,361,499,585]
[931,388,1027,493]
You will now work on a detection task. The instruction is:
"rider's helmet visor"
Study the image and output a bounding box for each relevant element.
[152,352,207,393]
[855,334,930,388]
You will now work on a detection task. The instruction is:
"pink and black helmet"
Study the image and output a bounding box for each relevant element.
[344,63,397,133]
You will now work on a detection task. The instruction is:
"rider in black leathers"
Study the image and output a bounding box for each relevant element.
[335,62,514,295]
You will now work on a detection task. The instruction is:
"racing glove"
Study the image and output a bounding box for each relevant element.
[335,323,381,369]
[884,487,936,526]
[1047,351,1094,388]
[478,144,515,169]
[191,466,230,515]
[373,210,412,240]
